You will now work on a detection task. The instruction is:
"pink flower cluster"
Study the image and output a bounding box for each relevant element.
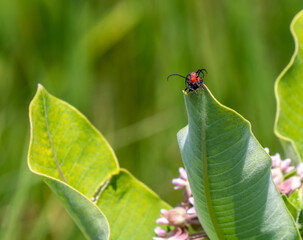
[154,168,204,240]
[266,148,303,194]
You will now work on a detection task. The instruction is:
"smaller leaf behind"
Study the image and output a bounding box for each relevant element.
[43,177,110,240]
[97,169,170,240]
[275,10,303,163]
[282,194,300,221]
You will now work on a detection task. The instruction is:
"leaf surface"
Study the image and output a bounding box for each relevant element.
[28,85,169,239]
[177,86,300,239]
[97,169,170,240]
[282,193,300,221]
[275,10,303,163]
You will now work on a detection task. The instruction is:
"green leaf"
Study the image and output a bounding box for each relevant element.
[97,169,170,239]
[177,87,300,239]
[43,177,110,240]
[282,194,300,221]
[289,189,301,210]
[28,85,119,197]
[28,84,170,239]
[275,10,303,163]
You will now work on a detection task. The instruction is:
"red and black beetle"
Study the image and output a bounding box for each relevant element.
[167,69,207,92]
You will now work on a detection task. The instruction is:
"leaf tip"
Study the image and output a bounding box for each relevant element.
[34,84,51,102]
[37,83,45,92]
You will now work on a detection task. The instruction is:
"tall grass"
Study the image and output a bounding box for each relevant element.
[0,0,302,239]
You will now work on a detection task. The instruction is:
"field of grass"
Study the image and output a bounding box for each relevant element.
[1,0,303,239]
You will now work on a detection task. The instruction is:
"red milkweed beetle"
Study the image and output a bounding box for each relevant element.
[167,69,207,92]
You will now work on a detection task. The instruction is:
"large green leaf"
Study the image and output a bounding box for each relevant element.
[177,86,300,239]
[275,10,303,163]
[28,85,170,240]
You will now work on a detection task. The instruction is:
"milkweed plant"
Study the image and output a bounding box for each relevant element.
[27,10,303,240]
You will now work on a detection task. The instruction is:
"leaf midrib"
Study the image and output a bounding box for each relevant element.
[201,90,225,239]
[42,90,67,183]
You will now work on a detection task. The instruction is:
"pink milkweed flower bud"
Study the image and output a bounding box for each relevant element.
[187,207,196,215]
[280,176,301,194]
[161,207,187,227]
[179,167,188,180]
[297,163,303,179]
[172,178,187,190]
[271,168,283,187]
[187,196,196,214]
[264,147,270,154]
[156,217,170,225]
[271,153,282,168]
[280,158,291,172]
[172,167,192,197]
[154,227,167,237]
[160,209,168,214]
[285,166,295,174]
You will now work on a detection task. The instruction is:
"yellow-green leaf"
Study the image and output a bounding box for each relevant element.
[275,10,303,163]
[28,85,170,239]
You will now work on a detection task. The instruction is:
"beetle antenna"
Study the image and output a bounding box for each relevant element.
[167,74,186,81]
[196,69,207,78]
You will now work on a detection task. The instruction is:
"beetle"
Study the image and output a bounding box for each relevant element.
[167,69,207,92]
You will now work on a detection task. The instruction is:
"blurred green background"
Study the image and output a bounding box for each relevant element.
[0,0,303,239]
